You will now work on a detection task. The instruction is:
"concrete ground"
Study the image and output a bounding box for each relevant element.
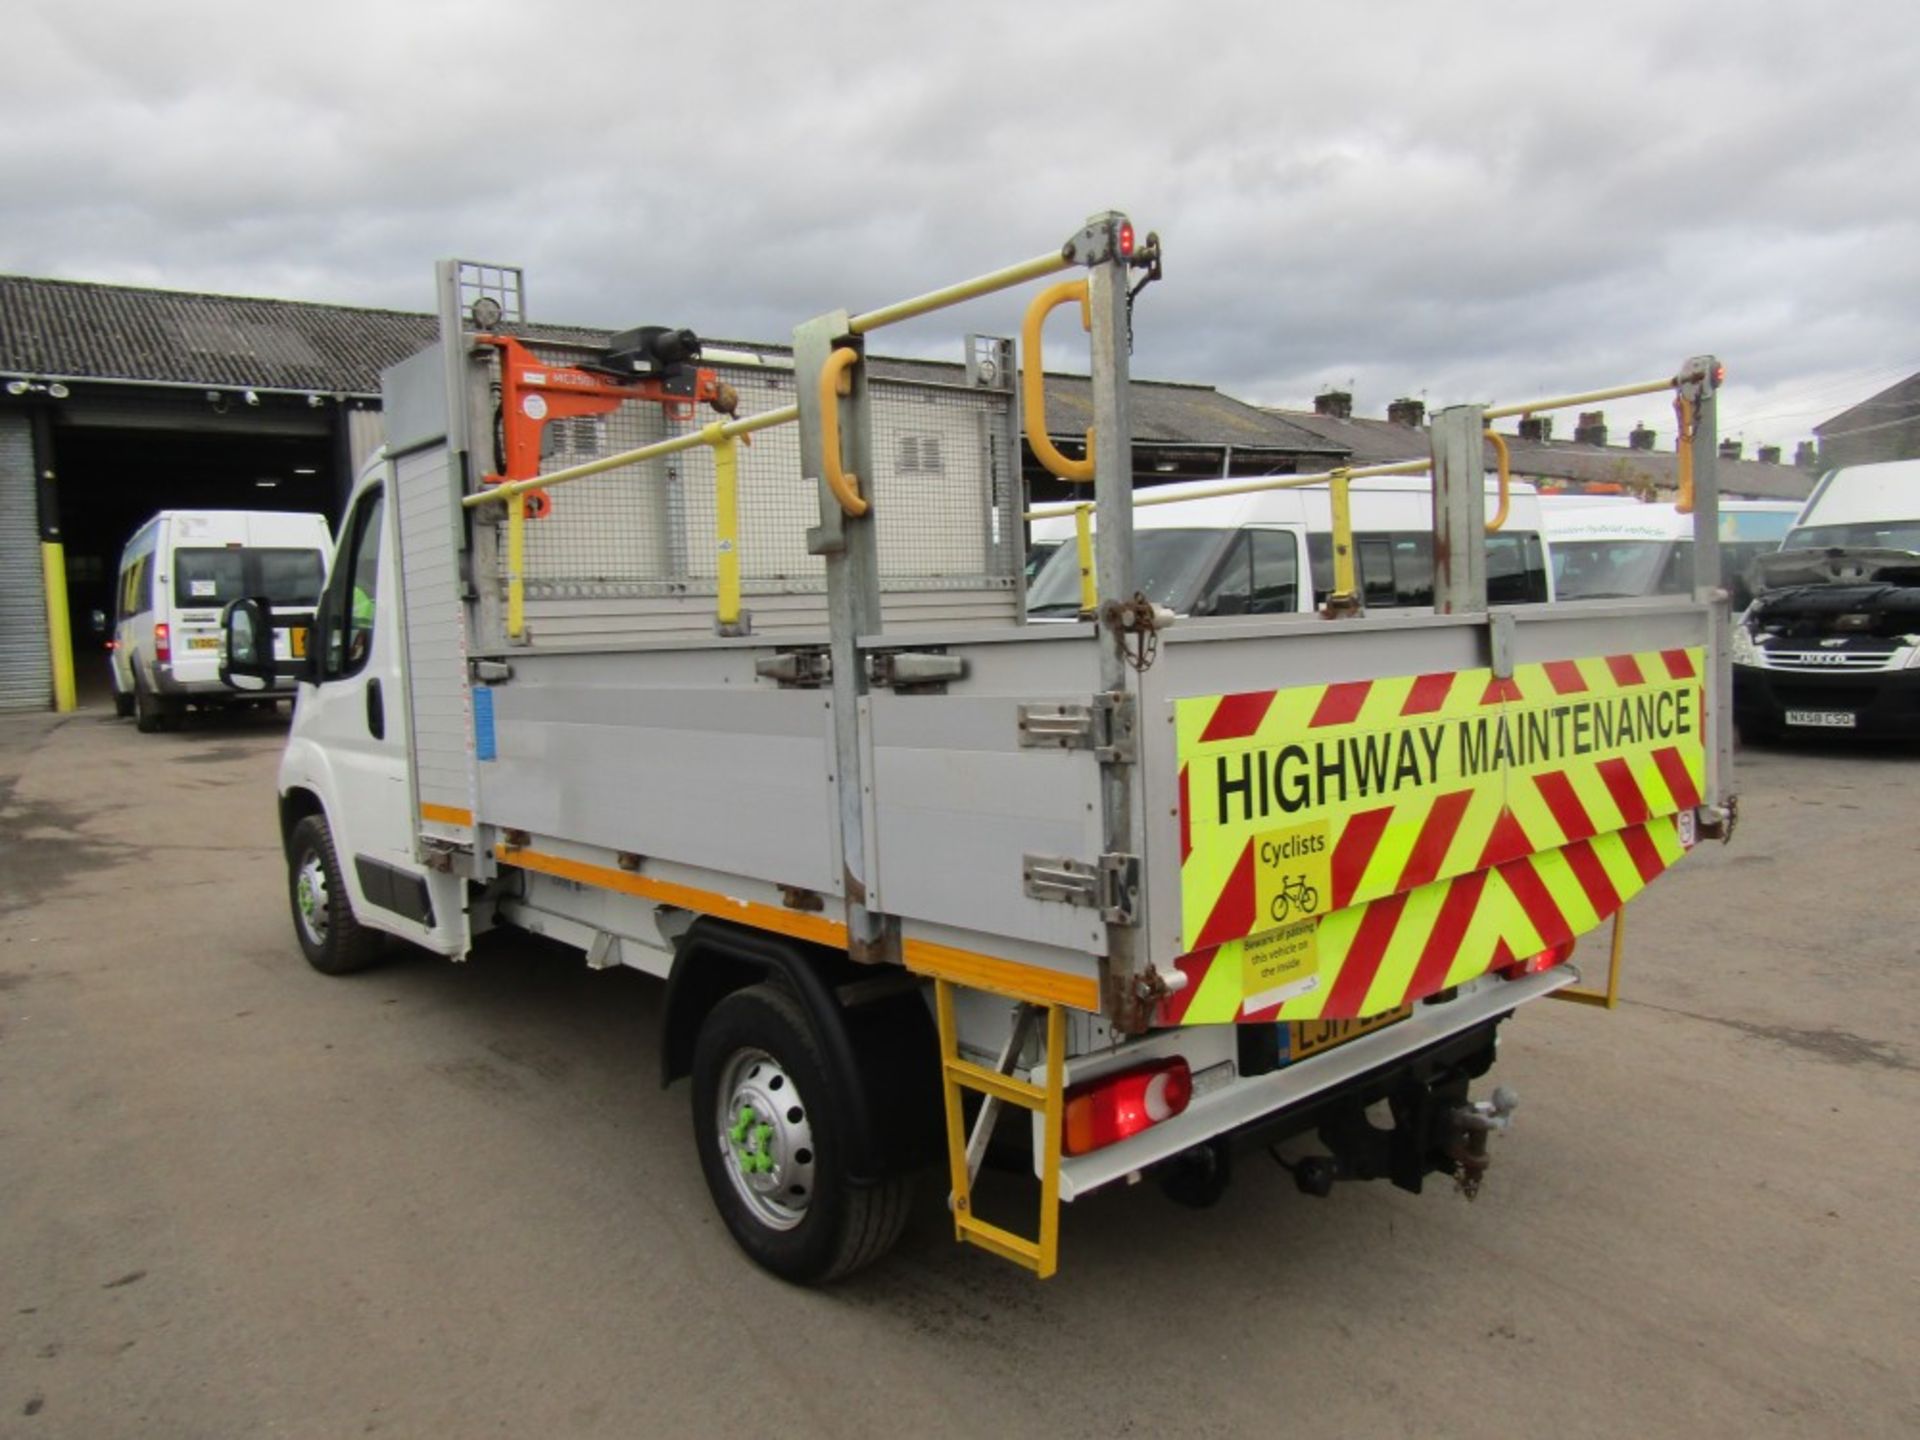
[1,704,1915,1440]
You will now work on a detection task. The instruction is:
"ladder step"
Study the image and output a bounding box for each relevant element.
[955,1214,1045,1271]
[944,1055,1048,1110]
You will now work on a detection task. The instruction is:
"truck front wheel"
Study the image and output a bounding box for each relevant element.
[287,814,385,975]
[691,982,912,1283]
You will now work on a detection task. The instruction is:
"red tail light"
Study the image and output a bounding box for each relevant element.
[154,622,171,663]
[1497,938,1576,979]
[1063,1058,1191,1156]
[1118,220,1135,258]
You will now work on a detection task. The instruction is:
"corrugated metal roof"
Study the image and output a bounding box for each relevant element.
[0,275,1345,458]
[0,275,436,395]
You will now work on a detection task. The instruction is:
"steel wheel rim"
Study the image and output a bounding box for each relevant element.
[295,851,330,947]
[715,1046,816,1231]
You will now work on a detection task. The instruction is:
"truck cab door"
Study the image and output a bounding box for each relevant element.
[293,482,455,949]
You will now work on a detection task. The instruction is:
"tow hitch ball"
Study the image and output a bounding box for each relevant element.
[1444,1086,1520,1199]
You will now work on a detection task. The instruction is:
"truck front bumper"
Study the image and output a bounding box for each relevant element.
[1734,663,1920,740]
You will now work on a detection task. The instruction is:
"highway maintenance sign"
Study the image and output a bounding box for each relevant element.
[1161,648,1706,1025]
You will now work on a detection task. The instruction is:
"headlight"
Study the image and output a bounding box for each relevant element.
[1730,623,1761,667]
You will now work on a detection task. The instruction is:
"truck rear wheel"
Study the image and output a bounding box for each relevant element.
[287,814,385,975]
[691,982,912,1284]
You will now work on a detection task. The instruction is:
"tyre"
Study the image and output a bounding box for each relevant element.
[132,671,174,733]
[112,686,134,719]
[286,814,385,976]
[691,982,913,1284]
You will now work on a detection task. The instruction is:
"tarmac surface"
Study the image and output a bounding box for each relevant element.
[1,703,1916,1439]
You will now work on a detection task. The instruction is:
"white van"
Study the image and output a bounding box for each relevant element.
[1544,499,1799,607]
[1025,474,1548,618]
[1733,459,1920,740]
[111,510,332,731]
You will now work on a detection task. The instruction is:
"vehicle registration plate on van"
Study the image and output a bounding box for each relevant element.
[288,626,308,658]
[1785,710,1856,729]
[188,636,221,650]
[1288,1004,1413,1061]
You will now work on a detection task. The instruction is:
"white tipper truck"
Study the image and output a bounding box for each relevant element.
[220,217,1736,1281]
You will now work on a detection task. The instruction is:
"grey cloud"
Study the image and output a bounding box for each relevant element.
[4,0,1915,453]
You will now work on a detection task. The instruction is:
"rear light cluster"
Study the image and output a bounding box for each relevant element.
[1063,1058,1191,1156]
[154,622,171,664]
[1496,938,1576,979]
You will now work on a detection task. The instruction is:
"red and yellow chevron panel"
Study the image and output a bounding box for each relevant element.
[1162,648,1704,1025]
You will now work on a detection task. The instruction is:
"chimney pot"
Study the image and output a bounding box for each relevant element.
[1572,410,1608,447]
[1517,416,1553,442]
[1313,389,1353,419]
[1757,444,1781,465]
[1719,438,1743,461]
[1794,440,1818,468]
[1386,397,1425,427]
[1629,423,1656,451]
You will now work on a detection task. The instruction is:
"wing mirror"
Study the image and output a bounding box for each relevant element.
[219,598,312,690]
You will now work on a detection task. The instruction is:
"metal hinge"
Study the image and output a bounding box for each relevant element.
[1022,851,1140,925]
[867,649,968,693]
[754,649,831,688]
[1015,693,1136,763]
[471,659,513,683]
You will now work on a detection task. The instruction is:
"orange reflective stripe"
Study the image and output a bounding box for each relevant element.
[903,939,1100,1013]
[420,803,473,827]
[495,844,848,949]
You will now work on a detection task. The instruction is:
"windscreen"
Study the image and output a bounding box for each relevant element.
[1026,528,1231,615]
[1784,521,1920,553]
[174,547,326,609]
[1551,540,1686,600]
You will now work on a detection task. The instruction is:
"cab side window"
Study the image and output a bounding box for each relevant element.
[1248,530,1299,614]
[322,488,385,680]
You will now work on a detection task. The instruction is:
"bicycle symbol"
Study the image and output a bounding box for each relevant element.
[1268,874,1320,923]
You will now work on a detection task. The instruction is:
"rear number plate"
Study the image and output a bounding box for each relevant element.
[287,626,308,658]
[1785,709,1856,729]
[187,636,220,650]
[1288,1004,1413,1061]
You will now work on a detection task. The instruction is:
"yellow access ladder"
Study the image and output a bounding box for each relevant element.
[933,980,1067,1278]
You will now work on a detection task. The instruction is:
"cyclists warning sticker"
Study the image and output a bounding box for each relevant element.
[1171,649,1707,1020]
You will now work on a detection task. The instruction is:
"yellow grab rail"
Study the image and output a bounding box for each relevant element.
[818,346,870,517]
[1328,469,1358,606]
[1673,392,1697,515]
[1484,429,1512,533]
[1072,503,1096,613]
[849,250,1073,334]
[1484,375,1677,421]
[710,425,743,630]
[1022,280,1096,483]
[466,404,798,507]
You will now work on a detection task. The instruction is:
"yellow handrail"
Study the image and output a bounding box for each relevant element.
[1673,393,1697,515]
[711,425,743,630]
[818,346,870,517]
[1072,503,1096,614]
[1484,376,1677,421]
[1024,458,1432,521]
[1022,280,1095,483]
[464,404,799,507]
[1484,429,1512,533]
[849,250,1073,334]
[1329,469,1358,606]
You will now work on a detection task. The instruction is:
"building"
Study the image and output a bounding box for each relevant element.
[1268,392,1817,502]
[1815,372,1920,470]
[0,273,1348,711]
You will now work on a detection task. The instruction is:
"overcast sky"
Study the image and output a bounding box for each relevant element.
[6,0,1916,451]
